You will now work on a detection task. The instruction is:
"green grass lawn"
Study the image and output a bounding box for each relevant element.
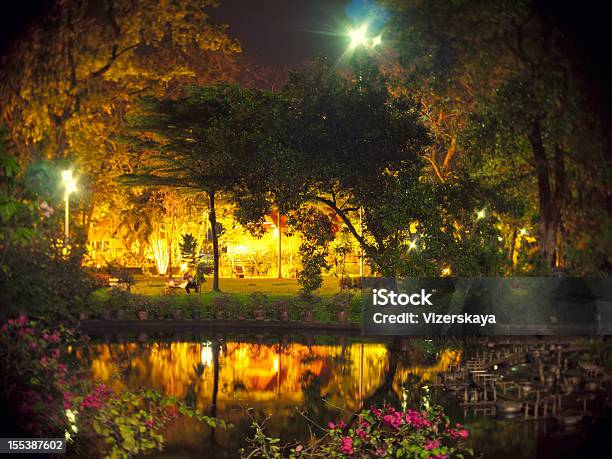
[88,276,361,322]
[129,275,343,298]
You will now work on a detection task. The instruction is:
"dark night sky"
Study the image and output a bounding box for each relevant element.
[210,0,352,67]
[0,0,355,65]
[0,1,610,115]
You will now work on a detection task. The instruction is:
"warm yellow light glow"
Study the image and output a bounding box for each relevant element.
[150,238,169,275]
[349,25,368,48]
[519,227,528,236]
[61,170,72,183]
[441,266,452,276]
[476,209,486,220]
[180,262,188,273]
[65,180,77,194]
[372,35,382,46]
[408,239,418,251]
[201,342,213,367]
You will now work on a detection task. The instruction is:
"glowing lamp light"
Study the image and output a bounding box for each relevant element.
[65,180,77,194]
[476,209,486,220]
[441,266,452,277]
[201,342,213,367]
[61,170,73,183]
[348,25,382,49]
[349,25,368,48]
[408,239,418,251]
[519,227,528,236]
[180,262,188,273]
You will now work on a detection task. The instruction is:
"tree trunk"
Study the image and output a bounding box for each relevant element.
[208,190,221,292]
[528,120,560,271]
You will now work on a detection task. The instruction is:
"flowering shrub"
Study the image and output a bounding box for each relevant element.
[243,404,473,458]
[1,316,227,458]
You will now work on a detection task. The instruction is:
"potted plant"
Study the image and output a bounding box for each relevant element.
[136,298,150,320]
[274,299,290,321]
[331,293,351,323]
[248,292,268,321]
[296,297,315,322]
[172,307,185,320]
[210,295,235,320]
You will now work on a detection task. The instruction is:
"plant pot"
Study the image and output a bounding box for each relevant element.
[336,310,348,323]
[172,308,184,320]
[279,310,290,321]
[102,310,113,320]
[215,311,224,320]
[254,309,265,321]
[192,309,200,321]
[79,312,89,320]
[115,309,126,320]
[302,310,314,322]
[137,310,149,320]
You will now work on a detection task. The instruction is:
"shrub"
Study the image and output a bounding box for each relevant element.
[247,292,269,318]
[329,293,351,313]
[242,404,473,458]
[209,294,241,319]
[0,316,226,456]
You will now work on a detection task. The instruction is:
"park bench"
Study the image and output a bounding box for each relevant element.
[233,265,245,278]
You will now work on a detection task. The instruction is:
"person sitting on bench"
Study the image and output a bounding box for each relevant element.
[184,274,199,294]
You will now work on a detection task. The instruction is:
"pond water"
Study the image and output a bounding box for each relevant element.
[76,333,610,459]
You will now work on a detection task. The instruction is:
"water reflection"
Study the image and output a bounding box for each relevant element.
[78,337,459,457]
[76,336,606,458]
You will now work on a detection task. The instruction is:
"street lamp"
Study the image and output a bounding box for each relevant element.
[348,24,382,49]
[62,170,77,244]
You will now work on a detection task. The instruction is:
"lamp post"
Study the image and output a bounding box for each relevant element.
[62,170,76,244]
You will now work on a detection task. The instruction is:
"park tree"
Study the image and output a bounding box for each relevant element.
[384,0,611,274]
[237,57,505,278]
[0,0,240,251]
[122,85,279,291]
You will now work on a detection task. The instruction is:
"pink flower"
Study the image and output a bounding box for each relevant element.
[27,342,38,350]
[339,437,353,455]
[17,315,28,326]
[51,349,60,359]
[355,428,367,439]
[382,413,402,429]
[2,324,8,331]
[429,455,448,459]
[448,429,469,439]
[359,420,370,429]
[405,409,432,430]
[328,422,336,429]
[145,419,154,428]
[424,439,441,450]
[375,448,387,457]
